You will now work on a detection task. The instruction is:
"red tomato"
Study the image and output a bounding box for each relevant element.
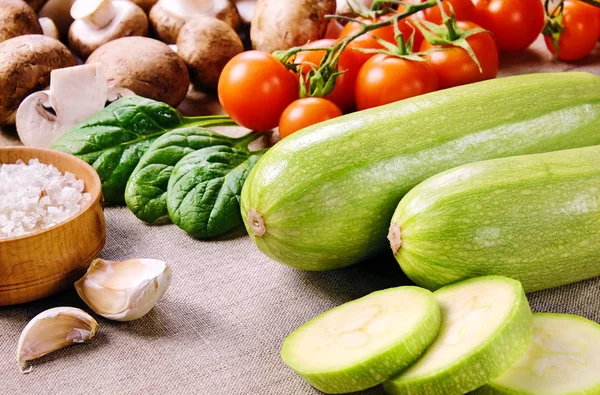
[420,21,498,89]
[400,0,477,24]
[292,39,361,112]
[279,98,342,138]
[218,51,298,131]
[354,54,438,110]
[544,0,600,61]
[339,15,423,68]
[473,0,545,53]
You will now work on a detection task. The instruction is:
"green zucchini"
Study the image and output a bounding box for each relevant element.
[384,276,532,395]
[389,145,600,293]
[476,313,600,395]
[281,286,441,394]
[240,72,600,271]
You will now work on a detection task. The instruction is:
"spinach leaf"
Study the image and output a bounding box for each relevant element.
[51,96,234,205]
[125,128,259,224]
[166,146,264,239]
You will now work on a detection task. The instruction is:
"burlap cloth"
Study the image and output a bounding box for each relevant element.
[1,37,599,395]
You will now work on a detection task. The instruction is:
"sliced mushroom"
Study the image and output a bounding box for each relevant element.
[69,0,148,59]
[0,0,43,43]
[86,36,190,107]
[149,0,241,44]
[38,0,77,41]
[0,35,76,125]
[177,17,243,90]
[16,63,135,147]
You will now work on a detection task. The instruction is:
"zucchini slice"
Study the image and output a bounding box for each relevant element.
[384,276,532,395]
[281,286,441,394]
[477,313,600,395]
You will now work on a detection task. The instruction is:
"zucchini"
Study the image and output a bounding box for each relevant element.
[384,276,533,395]
[240,72,600,271]
[281,286,441,394]
[476,313,600,395]
[389,145,600,292]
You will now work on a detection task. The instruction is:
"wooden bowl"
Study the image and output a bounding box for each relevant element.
[0,147,105,306]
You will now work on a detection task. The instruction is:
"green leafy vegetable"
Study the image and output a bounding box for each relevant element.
[167,146,264,239]
[51,96,235,205]
[125,128,259,224]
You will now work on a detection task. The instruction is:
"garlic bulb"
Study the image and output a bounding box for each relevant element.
[17,307,98,372]
[74,258,172,322]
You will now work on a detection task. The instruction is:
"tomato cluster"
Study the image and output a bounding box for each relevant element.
[217,0,600,138]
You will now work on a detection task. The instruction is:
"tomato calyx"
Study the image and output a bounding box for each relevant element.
[414,3,489,72]
[356,17,426,62]
[542,0,565,61]
[273,0,438,99]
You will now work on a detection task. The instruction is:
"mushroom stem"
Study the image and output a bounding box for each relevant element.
[71,0,117,29]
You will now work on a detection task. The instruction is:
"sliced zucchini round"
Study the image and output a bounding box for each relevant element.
[384,276,532,395]
[477,313,600,395]
[280,286,441,394]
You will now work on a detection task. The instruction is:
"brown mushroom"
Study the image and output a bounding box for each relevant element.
[25,0,48,11]
[0,35,76,125]
[176,17,243,90]
[149,0,241,44]
[0,0,43,43]
[86,36,190,107]
[38,0,77,41]
[69,0,148,59]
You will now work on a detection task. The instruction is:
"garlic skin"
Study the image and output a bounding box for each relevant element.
[17,307,98,372]
[74,258,172,322]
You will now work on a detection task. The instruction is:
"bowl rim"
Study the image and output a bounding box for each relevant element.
[0,146,103,243]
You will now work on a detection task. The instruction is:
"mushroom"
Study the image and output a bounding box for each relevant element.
[38,0,77,41]
[86,36,190,107]
[16,63,135,147]
[176,17,243,90]
[0,0,43,43]
[233,0,256,24]
[149,0,241,44]
[38,17,60,40]
[68,0,148,59]
[0,35,76,125]
[127,0,157,13]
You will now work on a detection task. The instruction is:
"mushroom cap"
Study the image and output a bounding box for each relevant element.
[177,17,243,90]
[0,35,76,125]
[149,0,240,44]
[69,1,149,59]
[0,0,43,43]
[38,0,77,41]
[25,0,48,11]
[86,36,190,107]
[127,0,157,13]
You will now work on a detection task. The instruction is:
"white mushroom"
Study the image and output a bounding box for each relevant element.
[38,0,77,41]
[149,0,241,44]
[233,0,256,24]
[68,0,148,59]
[38,17,60,40]
[0,0,43,43]
[16,63,134,148]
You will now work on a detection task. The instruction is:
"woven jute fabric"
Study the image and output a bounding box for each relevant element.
[1,38,599,395]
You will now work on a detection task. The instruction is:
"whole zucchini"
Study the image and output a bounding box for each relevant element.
[389,145,600,293]
[241,72,600,271]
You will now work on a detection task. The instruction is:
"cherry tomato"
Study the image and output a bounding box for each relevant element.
[292,39,361,112]
[218,51,298,131]
[473,0,545,53]
[544,0,600,61]
[279,98,342,138]
[355,54,438,110]
[420,21,498,89]
[400,0,477,24]
[339,15,423,68]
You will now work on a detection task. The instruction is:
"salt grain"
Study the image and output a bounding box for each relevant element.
[0,159,91,239]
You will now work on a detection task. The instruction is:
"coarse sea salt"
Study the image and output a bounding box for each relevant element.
[0,159,91,239]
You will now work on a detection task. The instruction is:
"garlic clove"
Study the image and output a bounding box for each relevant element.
[74,258,172,322]
[17,307,98,373]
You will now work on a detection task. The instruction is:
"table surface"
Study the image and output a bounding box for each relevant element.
[1,37,599,395]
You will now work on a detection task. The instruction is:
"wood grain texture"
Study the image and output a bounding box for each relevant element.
[0,147,105,306]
